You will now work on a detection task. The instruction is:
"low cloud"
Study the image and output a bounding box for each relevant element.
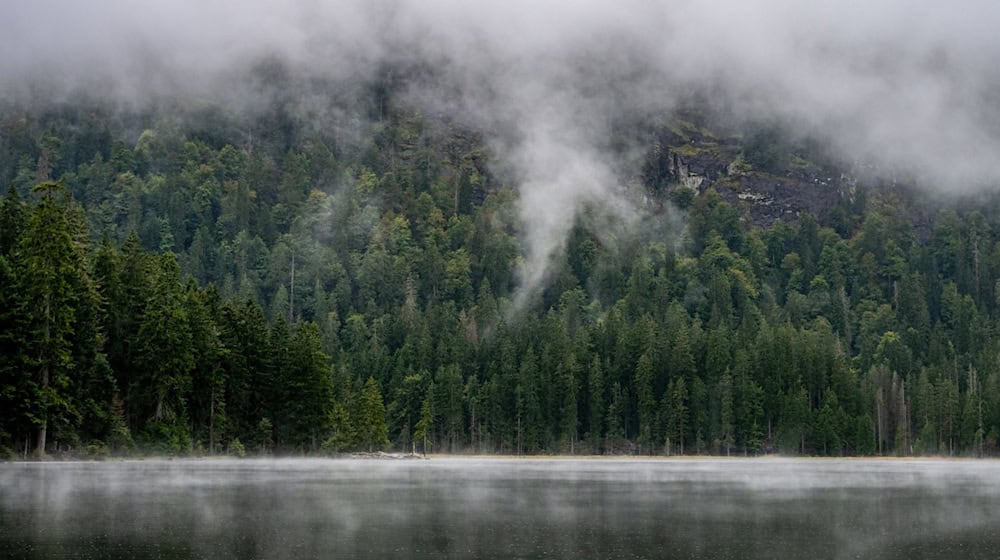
[5,0,1000,295]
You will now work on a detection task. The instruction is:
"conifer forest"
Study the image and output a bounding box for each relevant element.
[3,69,1000,461]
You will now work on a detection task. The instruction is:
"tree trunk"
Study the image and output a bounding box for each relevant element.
[209,386,215,455]
[35,423,46,458]
[35,295,51,458]
[470,405,476,451]
[517,415,521,456]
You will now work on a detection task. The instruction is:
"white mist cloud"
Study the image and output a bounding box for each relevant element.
[4,0,1000,297]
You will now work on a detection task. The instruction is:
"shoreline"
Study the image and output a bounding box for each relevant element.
[4,453,997,463]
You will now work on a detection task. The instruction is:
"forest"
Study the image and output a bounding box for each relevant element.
[2,82,1000,460]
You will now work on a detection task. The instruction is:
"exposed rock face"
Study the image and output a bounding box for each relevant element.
[724,173,848,227]
[643,119,858,228]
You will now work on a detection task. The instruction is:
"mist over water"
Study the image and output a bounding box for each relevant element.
[2,458,1000,559]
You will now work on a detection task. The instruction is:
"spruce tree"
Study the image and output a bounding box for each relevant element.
[415,387,434,455]
[668,378,688,455]
[284,322,334,450]
[635,352,655,454]
[134,253,194,450]
[20,183,79,456]
[587,357,604,454]
[357,376,389,452]
[0,185,26,256]
[0,254,32,455]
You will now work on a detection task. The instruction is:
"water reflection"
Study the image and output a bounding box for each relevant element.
[1,458,999,559]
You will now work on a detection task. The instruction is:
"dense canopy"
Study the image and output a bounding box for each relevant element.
[1,88,999,459]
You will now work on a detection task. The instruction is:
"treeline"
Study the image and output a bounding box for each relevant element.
[0,184,390,456]
[1,99,1000,458]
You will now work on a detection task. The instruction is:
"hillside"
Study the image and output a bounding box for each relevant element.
[3,80,1000,460]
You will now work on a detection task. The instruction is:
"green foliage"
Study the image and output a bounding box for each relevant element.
[414,390,434,455]
[135,253,194,428]
[635,352,655,453]
[355,377,389,452]
[742,125,790,174]
[19,183,86,456]
[83,440,110,459]
[666,378,688,455]
[605,382,627,454]
[141,419,192,455]
[5,101,1000,460]
[229,438,246,458]
[322,404,353,453]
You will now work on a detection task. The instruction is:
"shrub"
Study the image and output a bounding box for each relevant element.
[229,438,246,458]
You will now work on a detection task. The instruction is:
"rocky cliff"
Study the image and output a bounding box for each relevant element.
[641,118,859,228]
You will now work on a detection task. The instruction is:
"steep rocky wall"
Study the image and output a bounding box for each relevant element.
[644,119,857,228]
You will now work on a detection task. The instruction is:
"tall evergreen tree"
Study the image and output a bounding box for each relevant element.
[635,352,656,454]
[0,254,32,455]
[0,185,26,256]
[667,377,688,455]
[356,376,389,452]
[134,253,194,450]
[20,183,80,455]
[587,357,604,453]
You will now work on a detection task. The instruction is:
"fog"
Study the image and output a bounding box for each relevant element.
[2,458,1000,559]
[4,1,1000,296]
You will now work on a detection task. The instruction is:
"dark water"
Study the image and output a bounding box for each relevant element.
[2,458,999,559]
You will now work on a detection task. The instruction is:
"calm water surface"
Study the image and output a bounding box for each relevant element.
[1,458,999,559]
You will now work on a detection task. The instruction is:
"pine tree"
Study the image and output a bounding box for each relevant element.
[779,384,810,454]
[20,183,80,456]
[606,382,626,454]
[356,376,389,452]
[65,201,109,450]
[0,185,26,256]
[110,231,150,429]
[635,352,656,454]
[718,373,735,456]
[667,378,688,455]
[961,366,984,456]
[434,364,465,452]
[558,352,578,454]
[587,357,604,454]
[134,253,194,450]
[0,254,33,455]
[267,316,292,448]
[815,390,842,455]
[415,386,434,455]
[186,283,228,453]
[284,322,334,450]
[515,348,542,454]
[219,299,271,448]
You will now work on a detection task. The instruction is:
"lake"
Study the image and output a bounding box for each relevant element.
[2,457,999,559]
